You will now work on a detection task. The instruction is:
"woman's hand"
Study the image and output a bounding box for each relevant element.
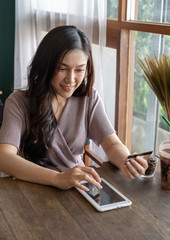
[54,165,102,191]
[120,156,148,179]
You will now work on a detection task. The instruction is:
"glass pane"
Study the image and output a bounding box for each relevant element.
[164,35,170,55]
[137,0,170,23]
[128,0,170,23]
[137,0,155,22]
[132,31,170,154]
[107,0,119,19]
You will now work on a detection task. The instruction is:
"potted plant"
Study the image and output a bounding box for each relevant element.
[138,54,170,190]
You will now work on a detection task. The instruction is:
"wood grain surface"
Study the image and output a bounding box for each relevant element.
[0,162,169,240]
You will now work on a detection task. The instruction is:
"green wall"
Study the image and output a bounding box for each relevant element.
[0,0,15,103]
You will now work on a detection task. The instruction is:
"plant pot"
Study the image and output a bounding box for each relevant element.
[159,140,170,190]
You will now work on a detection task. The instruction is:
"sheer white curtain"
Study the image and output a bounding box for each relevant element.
[15,0,106,94]
[14,0,116,160]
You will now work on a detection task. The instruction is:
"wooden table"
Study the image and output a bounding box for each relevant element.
[0,162,169,240]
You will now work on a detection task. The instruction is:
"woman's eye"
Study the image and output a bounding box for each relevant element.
[60,68,67,71]
[75,69,84,73]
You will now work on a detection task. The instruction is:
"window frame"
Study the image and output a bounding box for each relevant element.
[106,0,170,150]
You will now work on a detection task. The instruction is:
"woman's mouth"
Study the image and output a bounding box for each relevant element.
[61,85,75,91]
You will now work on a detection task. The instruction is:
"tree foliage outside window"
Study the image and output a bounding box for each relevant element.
[138,0,155,22]
[107,0,118,19]
[138,0,170,23]
[133,0,154,119]
[133,31,151,120]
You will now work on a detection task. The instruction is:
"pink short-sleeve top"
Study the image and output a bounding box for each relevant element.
[0,88,115,171]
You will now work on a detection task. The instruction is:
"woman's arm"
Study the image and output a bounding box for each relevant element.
[0,143,59,185]
[101,133,148,178]
[0,143,102,191]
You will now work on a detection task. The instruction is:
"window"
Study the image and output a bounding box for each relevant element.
[132,31,170,153]
[106,0,170,153]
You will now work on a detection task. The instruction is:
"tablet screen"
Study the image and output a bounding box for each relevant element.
[82,181,125,206]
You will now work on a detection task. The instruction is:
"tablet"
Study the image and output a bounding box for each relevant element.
[76,178,132,212]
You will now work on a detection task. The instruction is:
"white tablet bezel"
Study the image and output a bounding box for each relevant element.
[76,178,132,212]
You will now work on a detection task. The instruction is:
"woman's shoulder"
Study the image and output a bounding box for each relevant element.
[7,90,28,102]
[88,88,102,104]
[6,90,30,110]
[91,87,100,98]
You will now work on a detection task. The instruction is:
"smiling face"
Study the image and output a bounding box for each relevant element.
[51,49,88,102]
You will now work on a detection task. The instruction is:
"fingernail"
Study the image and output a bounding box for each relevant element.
[98,184,103,189]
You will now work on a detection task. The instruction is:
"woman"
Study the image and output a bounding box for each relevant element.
[0,26,148,191]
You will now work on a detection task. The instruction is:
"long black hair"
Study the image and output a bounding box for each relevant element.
[23,25,95,164]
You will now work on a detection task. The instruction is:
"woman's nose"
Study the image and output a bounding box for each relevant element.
[65,70,75,83]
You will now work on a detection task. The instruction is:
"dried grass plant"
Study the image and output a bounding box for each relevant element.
[138,54,170,123]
